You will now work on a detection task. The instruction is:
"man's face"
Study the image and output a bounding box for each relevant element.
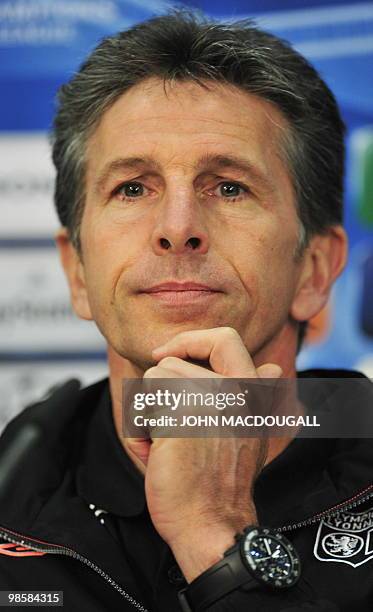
[76,78,304,369]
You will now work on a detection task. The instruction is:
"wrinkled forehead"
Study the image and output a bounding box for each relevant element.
[85,77,292,180]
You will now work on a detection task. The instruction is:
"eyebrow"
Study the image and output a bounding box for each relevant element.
[195,153,274,191]
[94,156,161,194]
[94,153,274,194]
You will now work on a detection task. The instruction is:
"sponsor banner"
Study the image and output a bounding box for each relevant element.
[0,0,162,79]
[0,361,108,433]
[0,247,106,351]
[0,133,58,237]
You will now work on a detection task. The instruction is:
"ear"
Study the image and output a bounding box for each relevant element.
[55,227,93,321]
[290,225,348,323]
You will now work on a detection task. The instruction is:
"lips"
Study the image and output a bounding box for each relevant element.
[138,280,223,311]
[142,282,220,293]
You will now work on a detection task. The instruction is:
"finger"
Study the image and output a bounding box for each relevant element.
[257,363,283,378]
[143,365,181,379]
[152,327,257,377]
[156,356,222,379]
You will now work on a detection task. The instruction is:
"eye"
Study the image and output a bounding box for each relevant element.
[219,182,247,198]
[113,181,145,200]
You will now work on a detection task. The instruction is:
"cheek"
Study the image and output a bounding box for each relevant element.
[80,209,153,318]
[260,246,299,319]
[233,228,298,312]
[80,224,126,311]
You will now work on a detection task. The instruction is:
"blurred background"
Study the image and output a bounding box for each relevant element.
[0,0,372,431]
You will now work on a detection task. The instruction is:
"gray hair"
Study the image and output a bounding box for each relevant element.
[51,10,346,349]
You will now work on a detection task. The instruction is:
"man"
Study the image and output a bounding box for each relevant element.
[0,10,372,612]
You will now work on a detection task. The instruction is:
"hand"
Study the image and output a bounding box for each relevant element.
[127,327,282,581]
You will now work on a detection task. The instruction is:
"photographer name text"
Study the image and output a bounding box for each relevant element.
[132,414,320,428]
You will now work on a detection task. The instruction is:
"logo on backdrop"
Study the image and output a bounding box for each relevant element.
[314,506,373,567]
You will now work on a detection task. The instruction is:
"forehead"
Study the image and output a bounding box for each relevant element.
[86,77,291,183]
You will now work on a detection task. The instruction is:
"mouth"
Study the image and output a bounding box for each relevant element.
[141,281,220,293]
[139,281,223,306]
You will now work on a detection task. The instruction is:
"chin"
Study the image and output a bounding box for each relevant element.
[111,340,159,372]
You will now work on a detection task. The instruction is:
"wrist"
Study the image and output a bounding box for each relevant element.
[178,526,302,612]
[171,528,236,583]
[169,512,257,583]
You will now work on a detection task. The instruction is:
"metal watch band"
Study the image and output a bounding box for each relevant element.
[177,543,256,612]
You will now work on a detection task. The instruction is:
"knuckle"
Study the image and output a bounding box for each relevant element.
[159,356,178,368]
[174,331,188,341]
[222,327,239,340]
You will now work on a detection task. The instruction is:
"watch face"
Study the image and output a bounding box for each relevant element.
[241,528,301,588]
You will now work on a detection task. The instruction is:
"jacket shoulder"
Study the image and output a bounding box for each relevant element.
[0,377,109,527]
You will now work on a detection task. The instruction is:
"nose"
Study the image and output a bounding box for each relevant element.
[151,187,209,256]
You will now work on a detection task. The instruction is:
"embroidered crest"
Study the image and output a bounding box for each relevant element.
[0,543,46,557]
[314,506,373,567]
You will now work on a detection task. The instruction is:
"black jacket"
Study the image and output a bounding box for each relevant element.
[0,371,372,612]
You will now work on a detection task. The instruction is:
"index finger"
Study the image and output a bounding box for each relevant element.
[152,327,257,377]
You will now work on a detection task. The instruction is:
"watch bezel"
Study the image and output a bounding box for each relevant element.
[239,526,301,589]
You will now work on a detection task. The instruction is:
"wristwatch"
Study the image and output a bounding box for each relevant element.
[178,526,301,612]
